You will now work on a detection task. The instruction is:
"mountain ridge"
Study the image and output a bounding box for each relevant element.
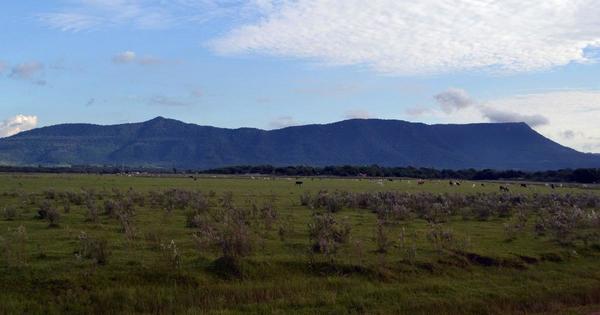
[1,117,598,170]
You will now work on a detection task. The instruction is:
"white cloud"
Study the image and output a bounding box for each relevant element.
[344,110,372,119]
[425,90,600,153]
[480,107,549,127]
[434,88,474,113]
[212,0,600,74]
[112,51,137,64]
[37,12,102,32]
[0,115,38,138]
[269,116,297,129]
[38,0,270,32]
[112,51,165,65]
[0,61,7,74]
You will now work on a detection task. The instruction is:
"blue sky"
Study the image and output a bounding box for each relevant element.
[1,1,600,152]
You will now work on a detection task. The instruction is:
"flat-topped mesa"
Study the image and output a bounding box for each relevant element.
[1,118,598,170]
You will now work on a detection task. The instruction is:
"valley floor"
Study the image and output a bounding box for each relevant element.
[1,174,599,314]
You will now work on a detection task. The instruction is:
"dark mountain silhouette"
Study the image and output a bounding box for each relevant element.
[0,117,598,170]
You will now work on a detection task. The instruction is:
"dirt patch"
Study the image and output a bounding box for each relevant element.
[539,252,564,262]
[513,254,539,264]
[452,250,527,269]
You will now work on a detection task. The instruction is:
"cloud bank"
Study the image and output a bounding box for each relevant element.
[0,115,39,138]
[212,0,600,74]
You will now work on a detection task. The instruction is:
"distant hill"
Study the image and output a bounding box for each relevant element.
[1,117,599,170]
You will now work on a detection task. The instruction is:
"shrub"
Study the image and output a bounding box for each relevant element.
[220,191,235,209]
[103,199,118,216]
[76,232,110,265]
[85,200,99,223]
[193,207,255,261]
[2,206,17,221]
[117,210,136,242]
[46,207,61,227]
[308,213,351,255]
[374,219,393,254]
[300,191,312,206]
[185,210,203,228]
[278,217,293,242]
[259,201,278,230]
[37,200,52,220]
[424,203,450,223]
[503,210,528,241]
[63,202,71,214]
[426,223,455,252]
[158,240,181,270]
[192,193,210,213]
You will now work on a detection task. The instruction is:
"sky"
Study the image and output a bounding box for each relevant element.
[1,0,600,152]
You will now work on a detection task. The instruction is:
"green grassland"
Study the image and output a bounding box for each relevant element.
[1,174,600,314]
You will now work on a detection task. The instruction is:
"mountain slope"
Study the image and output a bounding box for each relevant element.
[0,117,598,170]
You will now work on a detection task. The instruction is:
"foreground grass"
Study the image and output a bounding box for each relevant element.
[1,174,599,314]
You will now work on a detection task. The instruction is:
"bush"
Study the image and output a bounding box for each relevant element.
[158,240,181,271]
[193,207,255,261]
[300,191,312,207]
[76,232,110,265]
[308,213,351,255]
[185,210,203,228]
[2,206,17,221]
[426,223,455,252]
[374,219,393,253]
[37,200,52,220]
[46,207,61,227]
[85,200,99,223]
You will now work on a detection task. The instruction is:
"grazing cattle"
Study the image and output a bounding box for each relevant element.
[520,183,528,188]
[481,183,485,187]
[418,180,425,185]
[499,185,510,192]
[550,184,556,190]
[295,181,303,187]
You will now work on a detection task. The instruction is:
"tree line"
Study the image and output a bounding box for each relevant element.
[199,165,600,183]
[0,164,599,183]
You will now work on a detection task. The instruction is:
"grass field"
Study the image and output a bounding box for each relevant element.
[1,173,600,314]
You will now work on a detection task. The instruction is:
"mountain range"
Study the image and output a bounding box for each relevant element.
[0,117,599,170]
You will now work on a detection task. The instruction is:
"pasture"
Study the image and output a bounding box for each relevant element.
[1,173,600,314]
